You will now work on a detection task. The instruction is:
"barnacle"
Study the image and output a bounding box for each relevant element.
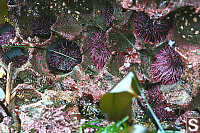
[66,0,93,14]
[7,0,16,5]
[174,6,200,44]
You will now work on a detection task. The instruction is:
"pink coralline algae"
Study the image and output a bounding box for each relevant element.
[133,11,172,44]
[149,46,184,85]
[89,31,111,69]
[47,39,82,74]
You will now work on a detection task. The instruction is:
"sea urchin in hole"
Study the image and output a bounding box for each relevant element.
[146,85,180,122]
[0,23,16,46]
[133,11,172,44]
[3,48,28,68]
[149,46,184,85]
[89,31,111,69]
[46,38,82,74]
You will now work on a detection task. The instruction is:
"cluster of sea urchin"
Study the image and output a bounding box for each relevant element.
[149,46,184,85]
[46,38,82,74]
[89,31,111,69]
[133,11,172,44]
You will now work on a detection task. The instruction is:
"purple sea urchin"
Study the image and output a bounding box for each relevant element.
[146,85,179,122]
[102,1,114,27]
[0,23,15,45]
[153,102,178,121]
[133,11,171,44]
[149,46,184,85]
[46,39,82,74]
[31,12,56,41]
[89,31,111,69]
[17,1,56,42]
[3,48,28,68]
[77,93,104,119]
[146,85,164,106]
